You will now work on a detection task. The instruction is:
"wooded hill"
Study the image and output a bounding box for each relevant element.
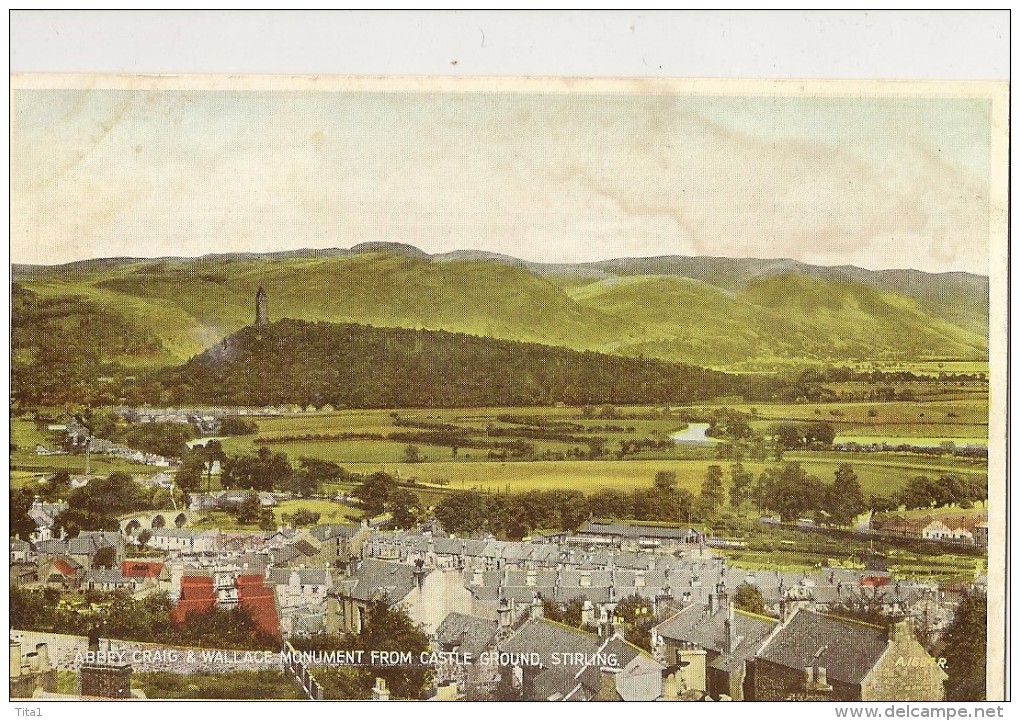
[158,319,781,408]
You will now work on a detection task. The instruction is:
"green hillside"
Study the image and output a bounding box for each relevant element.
[11,245,988,371]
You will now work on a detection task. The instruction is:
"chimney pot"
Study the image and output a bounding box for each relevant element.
[817,667,829,689]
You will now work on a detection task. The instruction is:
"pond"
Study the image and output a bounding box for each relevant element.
[670,423,716,444]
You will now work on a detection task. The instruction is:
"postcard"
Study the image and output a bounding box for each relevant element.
[8,74,1007,703]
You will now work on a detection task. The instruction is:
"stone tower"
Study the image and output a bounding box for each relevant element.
[255,286,268,327]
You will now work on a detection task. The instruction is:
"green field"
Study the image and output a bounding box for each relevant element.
[338,455,984,500]
[189,498,360,531]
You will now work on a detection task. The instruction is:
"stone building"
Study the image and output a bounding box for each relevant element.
[749,609,947,701]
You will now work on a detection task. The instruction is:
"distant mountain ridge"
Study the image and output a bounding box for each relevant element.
[12,242,988,370]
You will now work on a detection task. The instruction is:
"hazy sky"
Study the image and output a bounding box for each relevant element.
[11,88,995,274]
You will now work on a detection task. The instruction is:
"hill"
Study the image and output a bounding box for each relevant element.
[157,319,779,408]
[12,244,988,371]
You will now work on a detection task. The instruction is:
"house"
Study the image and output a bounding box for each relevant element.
[651,588,779,700]
[433,612,502,695]
[85,569,142,593]
[570,521,704,550]
[143,472,175,490]
[11,561,39,586]
[147,529,219,553]
[38,556,84,590]
[494,613,671,701]
[121,561,169,593]
[10,538,32,563]
[236,574,282,643]
[173,576,216,622]
[328,558,472,635]
[36,531,125,570]
[309,523,368,570]
[749,609,947,701]
[27,499,68,542]
[267,567,334,608]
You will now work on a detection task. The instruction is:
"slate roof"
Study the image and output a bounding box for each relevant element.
[654,603,778,673]
[342,559,422,604]
[756,610,888,686]
[291,539,320,556]
[434,612,499,657]
[578,521,702,541]
[499,617,602,661]
[87,569,135,585]
[310,524,361,541]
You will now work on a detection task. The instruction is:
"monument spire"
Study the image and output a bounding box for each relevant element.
[255,286,268,327]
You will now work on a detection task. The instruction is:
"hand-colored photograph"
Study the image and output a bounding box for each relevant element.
[9,75,1007,702]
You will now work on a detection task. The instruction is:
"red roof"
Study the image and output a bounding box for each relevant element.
[179,576,215,601]
[173,597,216,624]
[861,575,893,588]
[52,559,79,576]
[237,577,281,641]
[122,561,164,579]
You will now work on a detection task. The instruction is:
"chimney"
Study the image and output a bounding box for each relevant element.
[708,591,718,615]
[530,592,544,619]
[889,617,913,644]
[497,598,512,628]
[661,669,679,701]
[816,667,831,690]
[723,605,735,653]
[10,642,21,678]
[413,558,427,591]
[371,677,390,701]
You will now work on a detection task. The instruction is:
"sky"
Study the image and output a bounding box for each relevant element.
[11,87,995,274]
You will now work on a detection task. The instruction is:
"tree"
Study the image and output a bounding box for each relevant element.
[200,440,226,491]
[68,472,148,515]
[10,488,37,541]
[733,583,766,615]
[293,602,432,700]
[288,509,321,527]
[175,457,204,494]
[434,492,488,535]
[697,465,726,517]
[387,488,421,529]
[41,471,71,502]
[654,470,677,491]
[826,464,866,526]
[613,594,654,651]
[943,591,987,701]
[355,472,393,516]
[729,463,754,509]
[93,546,117,569]
[403,445,423,464]
[137,529,152,549]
